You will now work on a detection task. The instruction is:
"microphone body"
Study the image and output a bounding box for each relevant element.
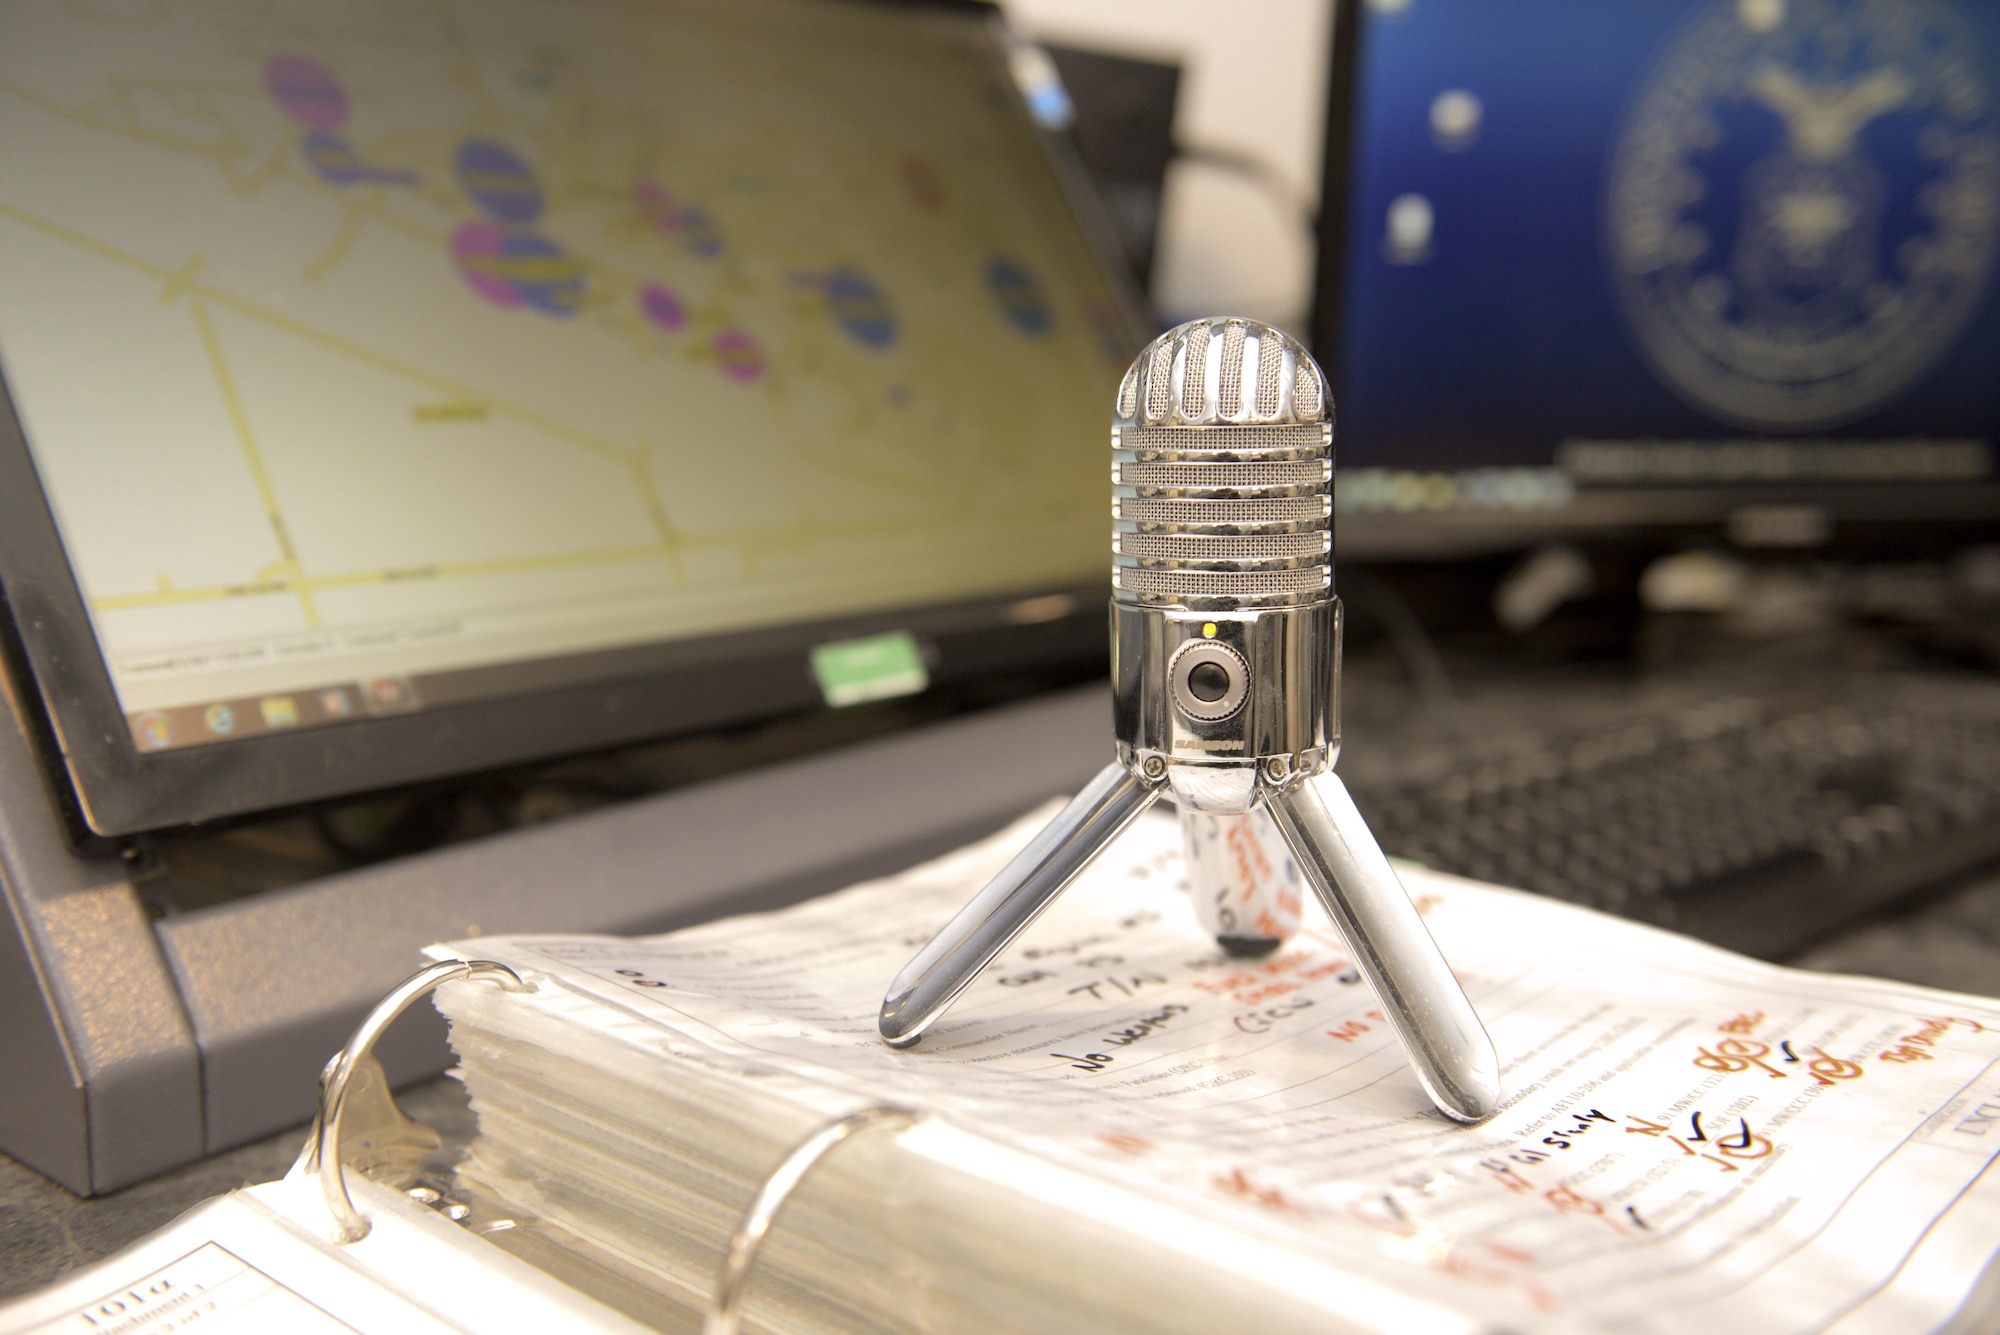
[879,319,1500,1123]
[1111,318,1337,809]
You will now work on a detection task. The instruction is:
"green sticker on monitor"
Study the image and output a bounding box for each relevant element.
[809,632,929,707]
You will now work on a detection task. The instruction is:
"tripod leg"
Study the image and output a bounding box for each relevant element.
[880,762,1163,1048]
[1265,772,1501,1122]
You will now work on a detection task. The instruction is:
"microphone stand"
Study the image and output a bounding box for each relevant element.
[878,717,1500,1123]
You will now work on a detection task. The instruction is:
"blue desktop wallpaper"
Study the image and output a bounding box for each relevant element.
[1333,0,2000,473]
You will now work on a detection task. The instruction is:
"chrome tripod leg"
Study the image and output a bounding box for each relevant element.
[880,762,1164,1048]
[1264,771,1502,1122]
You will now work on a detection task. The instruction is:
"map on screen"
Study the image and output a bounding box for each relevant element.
[0,0,1136,753]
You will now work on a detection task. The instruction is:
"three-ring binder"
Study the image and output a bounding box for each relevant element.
[303,959,920,1335]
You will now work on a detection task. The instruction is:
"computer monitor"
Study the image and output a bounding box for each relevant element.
[0,0,1146,836]
[1312,0,2000,557]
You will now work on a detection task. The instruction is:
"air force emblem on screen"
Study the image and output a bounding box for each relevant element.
[1607,0,1998,431]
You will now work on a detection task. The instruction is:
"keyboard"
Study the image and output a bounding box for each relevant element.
[1351,682,2000,960]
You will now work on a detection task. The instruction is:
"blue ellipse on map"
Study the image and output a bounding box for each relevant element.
[301,130,371,185]
[985,257,1051,335]
[457,139,544,224]
[672,206,725,259]
[826,268,896,349]
[496,233,586,315]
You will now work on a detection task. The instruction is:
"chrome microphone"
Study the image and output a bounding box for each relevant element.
[878,319,1500,1123]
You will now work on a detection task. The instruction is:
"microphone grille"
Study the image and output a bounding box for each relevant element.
[1294,362,1322,419]
[1254,329,1283,418]
[1180,322,1211,414]
[1143,338,1174,422]
[1114,317,1328,431]
[1111,318,1332,609]
[1218,321,1247,416]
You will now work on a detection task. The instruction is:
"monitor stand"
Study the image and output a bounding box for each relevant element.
[0,683,1110,1195]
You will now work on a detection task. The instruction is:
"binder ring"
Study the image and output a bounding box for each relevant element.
[307,958,529,1243]
[706,1103,921,1335]
[309,960,916,1332]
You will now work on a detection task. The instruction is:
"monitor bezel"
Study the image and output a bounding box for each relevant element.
[0,0,1141,839]
[1306,0,2000,560]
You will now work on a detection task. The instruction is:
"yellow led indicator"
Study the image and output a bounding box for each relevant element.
[1202,622,1218,638]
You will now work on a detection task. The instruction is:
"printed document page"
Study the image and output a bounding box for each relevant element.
[0,1175,649,1335]
[440,798,2000,1334]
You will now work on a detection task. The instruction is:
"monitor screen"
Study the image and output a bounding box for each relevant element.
[0,0,1143,832]
[1317,0,2000,530]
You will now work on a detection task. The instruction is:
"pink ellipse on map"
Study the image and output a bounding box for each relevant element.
[712,329,766,382]
[451,221,527,308]
[639,283,686,332]
[634,180,675,232]
[265,54,348,130]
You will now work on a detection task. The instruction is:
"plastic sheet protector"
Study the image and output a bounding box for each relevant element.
[437,800,2000,1334]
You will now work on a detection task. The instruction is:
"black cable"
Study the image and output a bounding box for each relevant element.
[1339,567,1457,712]
[1170,141,1318,234]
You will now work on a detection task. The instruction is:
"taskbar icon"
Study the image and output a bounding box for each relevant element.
[362,675,420,713]
[124,676,414,753]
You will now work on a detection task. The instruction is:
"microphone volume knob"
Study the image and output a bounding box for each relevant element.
[1169,640,1249,723]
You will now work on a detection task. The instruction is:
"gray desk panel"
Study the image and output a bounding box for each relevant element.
[154,686,1111,1151]
[0,684,203,1194]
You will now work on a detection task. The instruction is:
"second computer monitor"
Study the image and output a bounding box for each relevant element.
[1315,0,2000,542]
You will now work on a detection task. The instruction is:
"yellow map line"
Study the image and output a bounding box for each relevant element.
[82,495,1032,613]
[90,542,676,612]
[190,301,321,628]
[0,205,1027,621]
[628,455,686,577]
[304,206,366,283]
[0,82,972,508]
[97,580,293,610]
[0,200,640,471]
[314,543,675,591]
[0,196,709,609]
[159,253,205,305]
[17,72,252,179]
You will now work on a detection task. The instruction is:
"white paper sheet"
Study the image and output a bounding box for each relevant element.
[0,1175,651,1335]
[435,804,2000,1334]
